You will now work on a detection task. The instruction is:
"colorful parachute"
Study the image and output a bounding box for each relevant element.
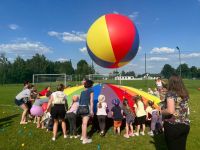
[64,83,160,117]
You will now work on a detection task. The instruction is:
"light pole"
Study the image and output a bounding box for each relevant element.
[176,46,181,77]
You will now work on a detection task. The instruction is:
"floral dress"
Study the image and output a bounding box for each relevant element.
[163,91,190,125]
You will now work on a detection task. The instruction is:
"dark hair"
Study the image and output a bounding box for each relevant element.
[84,80,94,88]
[31,93,38,100]
[24,80,30,86]
[168,74,189,99]
[134,95,143,107]
[46,91,52,97]
[148,100,154,107]
[57,84,65,91]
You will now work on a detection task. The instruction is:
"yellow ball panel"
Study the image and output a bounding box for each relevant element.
[87,16,116,63]
[118,61,129,67]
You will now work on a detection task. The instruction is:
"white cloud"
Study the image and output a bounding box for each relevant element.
[128,12,139,20]
[113,11,119,14]
[147,57,169,61]
[57,58,68,62]
[48,31,86,42]
[127,63,138,67]
[181,53,200,59]
[138,46,142,51]
[79,47,87,53]
[151,47,175,54]
[0,41,51,55]
[8,24,19,30]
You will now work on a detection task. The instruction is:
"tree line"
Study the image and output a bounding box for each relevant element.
[0,53,199,84]
[0,53,95,84]
[160,64,200,79]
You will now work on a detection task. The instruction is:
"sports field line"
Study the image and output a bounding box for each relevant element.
[0,104,18,108]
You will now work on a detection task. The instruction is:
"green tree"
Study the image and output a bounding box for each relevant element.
[76,60,94,76]
[0,53,11,84]
[161,64,175,79]
[190,66,198,78]
[11,56,28,83]
[121,70,126,76]
[125,71,136,77]
[176,63,190,78]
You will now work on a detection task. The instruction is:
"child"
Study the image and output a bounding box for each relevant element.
[147,88,154,95]
[96,95,107,136]
[134,95,147,136]
[15,84,32,124]
[111,99,123,135]
[31,91,52,128]
[153,88,160,97]
[67,95,79,138]
[146,101,163,136]
[39,86,51,96]
[122,99,135,138]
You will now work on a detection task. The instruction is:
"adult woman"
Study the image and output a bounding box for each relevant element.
[15,84,32,124]
[46,84,68,141]
[161,75,190,150]
[78,80,94,144]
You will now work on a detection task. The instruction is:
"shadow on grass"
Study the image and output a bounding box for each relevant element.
[150,133,167,150]
[0,114,19,128]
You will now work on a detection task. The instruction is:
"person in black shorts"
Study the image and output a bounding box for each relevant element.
[46,84,68,141]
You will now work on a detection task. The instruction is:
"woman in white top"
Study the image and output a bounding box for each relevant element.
[96,95,107,136]
[134,95,147,136]
[46,84,68,141]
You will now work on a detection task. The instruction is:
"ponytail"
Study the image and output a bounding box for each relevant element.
[98,102,102,108]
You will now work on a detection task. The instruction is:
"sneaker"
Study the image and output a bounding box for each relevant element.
[74,135,80,139]
[134,132,139,136]
[52,137,56,141]
[124,134,130,138]
[80,136,83,141]
[20,122,28,125]
[82,138,92,144]
[70,136,73,139]
[140,132,145,136]
[64,135,67,139]
[148,131,153,135]
[129,133,135,137]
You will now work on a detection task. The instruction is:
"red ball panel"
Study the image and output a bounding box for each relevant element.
[105,14,136,63]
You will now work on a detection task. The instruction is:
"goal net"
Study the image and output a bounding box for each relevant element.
[32,74,72,88]
[85,74,122,85]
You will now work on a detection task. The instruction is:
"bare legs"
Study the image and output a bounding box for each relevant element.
[53,119,67,139]
[20,104,28,124]
[82,116,89,140]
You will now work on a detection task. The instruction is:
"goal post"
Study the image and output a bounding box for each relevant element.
[32,74,72,87]
[85,74,122,85]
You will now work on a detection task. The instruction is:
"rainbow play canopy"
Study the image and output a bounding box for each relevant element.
[64,83,160,117]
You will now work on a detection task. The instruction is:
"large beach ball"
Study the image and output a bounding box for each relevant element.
[30,105,44,117]
[86,14,139,68]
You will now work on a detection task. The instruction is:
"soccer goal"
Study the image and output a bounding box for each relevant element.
[85,74,122,85]
[32,74,72,88]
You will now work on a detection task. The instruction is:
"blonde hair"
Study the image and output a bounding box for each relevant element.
[98,95,105,108]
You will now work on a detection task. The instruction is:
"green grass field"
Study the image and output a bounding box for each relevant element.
[0,80,200,150]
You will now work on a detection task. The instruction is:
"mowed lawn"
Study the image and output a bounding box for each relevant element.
[0,80,200,150]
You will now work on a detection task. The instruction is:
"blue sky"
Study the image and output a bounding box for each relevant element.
[0,0,200,74]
